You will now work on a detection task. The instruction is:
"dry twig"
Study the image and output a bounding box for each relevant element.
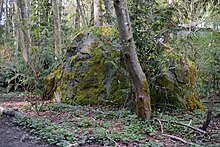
[160,119,206,134]
[162,134,201,147]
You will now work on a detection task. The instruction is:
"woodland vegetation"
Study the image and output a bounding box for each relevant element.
[0,0,219,146]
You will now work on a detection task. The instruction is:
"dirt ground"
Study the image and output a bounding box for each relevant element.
[0,96,55,147]
[0,115,51,147]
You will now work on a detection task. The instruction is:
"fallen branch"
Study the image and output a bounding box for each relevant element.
[159,119,206,134]
[154,118,164,134]
[162,134,201,147]
[106,132,119,147]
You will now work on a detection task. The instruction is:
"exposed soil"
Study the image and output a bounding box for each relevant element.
[0,115,50,147]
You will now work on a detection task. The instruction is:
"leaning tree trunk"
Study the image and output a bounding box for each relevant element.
[114,0,151,120]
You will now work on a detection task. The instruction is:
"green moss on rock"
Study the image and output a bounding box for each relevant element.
[151,49,204,110]
[43,26,130,107]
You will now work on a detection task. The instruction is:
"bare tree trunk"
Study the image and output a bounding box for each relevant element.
[19,0,32,50]
[52,0,62,55]
[114,0,151,120]
[90,0,94,25]
[76,0,87,27]
[103,0,113,25]
[75,2,80,28]
[5,0,8,40]
[12,1,19,65]
[14,0,28,63]
[0,0,4,19]
[81,0,88,26]
[26,0,32,49]
[94,0,103,26]
[201,91,216,131]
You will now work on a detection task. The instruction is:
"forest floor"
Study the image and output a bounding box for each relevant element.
[0,115,51,147]
[0,93,219,147]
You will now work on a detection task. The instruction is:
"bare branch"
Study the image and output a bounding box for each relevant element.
[162,134,201,147]
[160,119,207,134]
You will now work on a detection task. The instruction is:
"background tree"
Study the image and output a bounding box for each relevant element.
[93,0,103,26]
[52,0,62,55]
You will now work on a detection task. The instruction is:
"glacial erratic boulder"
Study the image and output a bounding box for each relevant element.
[43,26,130,106]
[43,26,203,110]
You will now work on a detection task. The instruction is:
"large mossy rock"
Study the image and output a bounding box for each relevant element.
[151,49,204,110]
[43,26,203,110]
[43,27,130,106]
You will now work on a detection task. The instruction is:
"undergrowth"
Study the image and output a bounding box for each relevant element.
[11,102,220,146]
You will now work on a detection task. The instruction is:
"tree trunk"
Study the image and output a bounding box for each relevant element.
[94,0,103,26]
[103,0,113,25]
[19,0,32,50]
[15,0,28,63]
[114,0,151,120]
[52,0,62,55]
[75,2,80,28]
[12,1,19,65]
[76,0,87,27]
[26,0,32,50]
[0,0,4,19]
[90,0,94,25]
[5,0,8,40]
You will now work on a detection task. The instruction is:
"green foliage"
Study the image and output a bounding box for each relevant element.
[128,0,205,110]
[10,101,219,146]
[0,61,27,92]
[192,31,220,96]
[48,103,158,144]
[0,47,56,92]
[13,116,76,146]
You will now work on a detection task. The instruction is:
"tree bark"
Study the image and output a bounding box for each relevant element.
[0,0,4,19]
[12,1,19,65]
[113,0,151,120]
[94,0,103,26]
[15,0,28,63]
[201,91,216,131]
[52,0,62,55]
[90,0,94,25]
[75,2,80,28]
[76,0,87,27]
[103,0,113,25]
[26,0,32,50]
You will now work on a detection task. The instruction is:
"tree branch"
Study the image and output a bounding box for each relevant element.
[162,134,201,147]
[159,119,207,134]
